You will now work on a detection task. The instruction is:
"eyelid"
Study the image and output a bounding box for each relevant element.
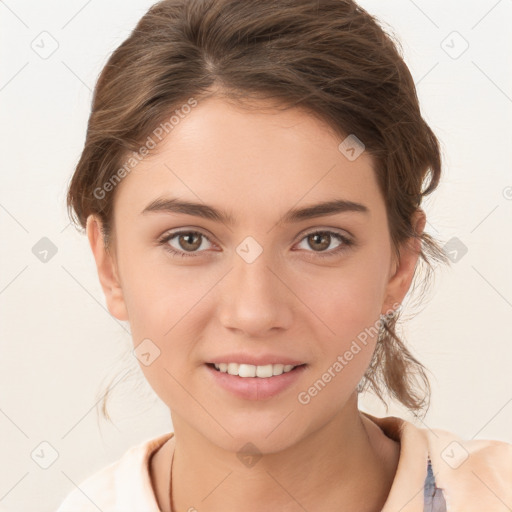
[297,226,352,240]
[158,226,351,244]
[158,226,354,257]
[158,228,216,250]
[293,228,354,258]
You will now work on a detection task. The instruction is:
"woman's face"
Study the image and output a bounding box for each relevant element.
[88,96,423,452]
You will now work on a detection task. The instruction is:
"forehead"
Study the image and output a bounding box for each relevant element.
[113,96,382,224]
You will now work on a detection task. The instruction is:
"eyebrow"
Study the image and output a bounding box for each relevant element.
[141,197,369,225]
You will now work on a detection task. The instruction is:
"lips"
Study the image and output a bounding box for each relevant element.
[205,362,307,400]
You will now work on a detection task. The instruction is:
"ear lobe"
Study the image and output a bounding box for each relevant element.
[382,209,426,314]
[86,214,129,321]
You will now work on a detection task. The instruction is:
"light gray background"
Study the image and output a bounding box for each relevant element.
[1,0,511,510]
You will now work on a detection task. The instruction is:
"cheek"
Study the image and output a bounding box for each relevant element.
[118,240,207,332]
[296,252,389,395]
[293,272,384,412]
[119,248,217,381]
[304,259,387,342]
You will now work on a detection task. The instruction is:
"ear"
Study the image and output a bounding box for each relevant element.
[86,214,129,321]
[381,209,426,315]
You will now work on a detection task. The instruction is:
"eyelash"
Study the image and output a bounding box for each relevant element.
[157,229,354,259]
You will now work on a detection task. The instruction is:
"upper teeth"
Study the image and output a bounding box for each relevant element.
[213,362,298,378]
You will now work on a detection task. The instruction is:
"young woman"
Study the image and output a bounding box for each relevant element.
[56,0,512,510]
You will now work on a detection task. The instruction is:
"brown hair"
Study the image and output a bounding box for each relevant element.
[67,0,450,420]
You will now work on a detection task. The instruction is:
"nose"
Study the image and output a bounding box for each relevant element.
[217,247,294,337]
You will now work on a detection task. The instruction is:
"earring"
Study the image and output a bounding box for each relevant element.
[378,304,402,342]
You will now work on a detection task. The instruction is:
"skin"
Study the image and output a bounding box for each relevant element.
[87,96,425,512]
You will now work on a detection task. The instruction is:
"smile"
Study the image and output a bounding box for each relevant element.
[205,362,308,400]
[212,362,301,378]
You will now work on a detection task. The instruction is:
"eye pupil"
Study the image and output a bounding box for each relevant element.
[309,232,330,251]
[179,233,201,251]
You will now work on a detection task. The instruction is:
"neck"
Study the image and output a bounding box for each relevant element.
[152,395,400,512]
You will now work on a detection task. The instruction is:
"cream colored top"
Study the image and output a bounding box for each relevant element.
[55,412,512,511]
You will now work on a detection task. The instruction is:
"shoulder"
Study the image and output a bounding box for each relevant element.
[424,425,512,510]
[365,412,512,511]
[55,432,174,512]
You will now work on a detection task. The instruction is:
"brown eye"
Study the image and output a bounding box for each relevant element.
[295,230,353,258]
[307,232,331,251]
[177,232,202,251]
[159,230,213,257]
